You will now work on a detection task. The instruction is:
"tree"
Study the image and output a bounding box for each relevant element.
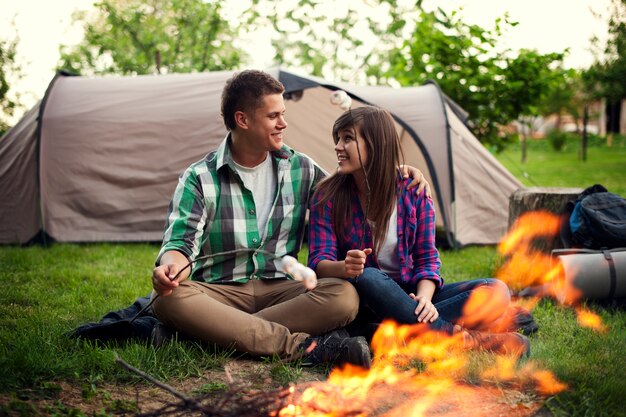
[58,0,246,75]
[252,1,565,150]
[538,68,582,131]
[377,8,564,151]
[0,34,22,136]
[242,0,373,81]
[583,0,626,135]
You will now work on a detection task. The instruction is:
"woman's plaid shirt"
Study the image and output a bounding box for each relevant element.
[307,178,443,291]
[158,136,326,283]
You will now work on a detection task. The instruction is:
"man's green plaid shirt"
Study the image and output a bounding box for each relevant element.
[158,136,326,283]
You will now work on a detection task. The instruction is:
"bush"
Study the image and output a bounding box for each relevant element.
[546,130,577,151]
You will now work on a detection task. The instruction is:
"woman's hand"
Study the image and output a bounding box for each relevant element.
[344,248,372,277]
[409,292,439,323]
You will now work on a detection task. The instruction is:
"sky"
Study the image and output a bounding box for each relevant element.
[0,0,612,123]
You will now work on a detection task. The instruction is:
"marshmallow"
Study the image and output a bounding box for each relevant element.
[280,255,318,289]
[330,90,352,111]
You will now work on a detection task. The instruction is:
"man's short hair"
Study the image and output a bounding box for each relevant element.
[221,70,285,131]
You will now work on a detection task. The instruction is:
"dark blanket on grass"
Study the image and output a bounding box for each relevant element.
[69,295,159,344]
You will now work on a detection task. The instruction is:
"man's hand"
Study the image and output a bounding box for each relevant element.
[344,248,372,277]
[400,165,432,198]
[152,264,181,296]
[409,293,439,323]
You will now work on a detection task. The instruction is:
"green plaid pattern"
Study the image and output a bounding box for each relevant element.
[158,136,326,283]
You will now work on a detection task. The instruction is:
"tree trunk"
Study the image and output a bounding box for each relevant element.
[581,105,588,161]
[508,187,583,252]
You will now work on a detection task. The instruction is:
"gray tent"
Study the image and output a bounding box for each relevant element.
[0,69,522,246]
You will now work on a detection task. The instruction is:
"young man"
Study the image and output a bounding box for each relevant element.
[151,70,372,368]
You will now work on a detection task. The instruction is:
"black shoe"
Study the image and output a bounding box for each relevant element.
[300,332,372,369]
[150,323,177,348]
[463,330,531,358]
[512,307,539,336]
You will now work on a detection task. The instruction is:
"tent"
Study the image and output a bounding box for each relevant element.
[0,69,522,247]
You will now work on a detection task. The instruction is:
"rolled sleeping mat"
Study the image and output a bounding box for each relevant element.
[553,248,626,303]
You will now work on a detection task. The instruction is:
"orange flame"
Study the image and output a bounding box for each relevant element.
[576,307,608,333]
[496,211,563,291]
[278,210,594,416]
[279,320,565,416]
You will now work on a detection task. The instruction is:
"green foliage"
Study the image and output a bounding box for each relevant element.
[245,1,368,80]
[539,68,585,122]
[379,8,565,150]
[546,130,578,152]
[254,1,568,151]
[583,0,626,104]
[0,32,22,135]
[58,0,245,75]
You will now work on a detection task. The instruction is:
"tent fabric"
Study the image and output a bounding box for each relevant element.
[0,69,522,246]
[0,103,41,243]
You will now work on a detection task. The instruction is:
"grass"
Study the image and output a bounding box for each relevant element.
[495,133,626,197]
[1,135,625,416]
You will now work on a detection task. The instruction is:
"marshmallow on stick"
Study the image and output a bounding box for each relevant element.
[281,255,318,290]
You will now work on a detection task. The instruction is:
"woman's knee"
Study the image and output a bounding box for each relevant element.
[355,267,391,290]
[483,278,511,304]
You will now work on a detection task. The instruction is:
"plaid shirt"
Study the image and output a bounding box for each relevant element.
[158,135,326,283]
[308,177,443,290]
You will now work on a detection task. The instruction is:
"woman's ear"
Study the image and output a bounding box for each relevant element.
[234,111,248,130]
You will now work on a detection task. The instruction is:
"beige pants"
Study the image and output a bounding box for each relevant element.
[152,278,359,360]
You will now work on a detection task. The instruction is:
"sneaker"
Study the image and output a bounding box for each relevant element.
[300,331,372,369]
[462,330,531,358]
[150,322,178,348]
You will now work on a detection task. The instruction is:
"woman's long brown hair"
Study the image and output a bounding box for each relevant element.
[314,106,404,254]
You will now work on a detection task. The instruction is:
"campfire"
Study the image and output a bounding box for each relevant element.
[276,320,565,417]
[127,210,612,416]
[275,211,600,416]
[496,211,607,332]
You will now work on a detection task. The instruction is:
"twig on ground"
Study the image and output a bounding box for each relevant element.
[114,354,293,417]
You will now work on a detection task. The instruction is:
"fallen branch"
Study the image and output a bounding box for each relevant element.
[114,354,292,417]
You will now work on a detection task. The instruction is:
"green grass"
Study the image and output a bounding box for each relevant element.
[2,244,625,416]
[1,134,625,416]
[0,244,232,393]
[495,134,626,196]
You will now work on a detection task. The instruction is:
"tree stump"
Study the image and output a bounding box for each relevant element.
[508,187,583,252]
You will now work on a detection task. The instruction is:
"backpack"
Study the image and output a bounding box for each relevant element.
[561,184,626,250]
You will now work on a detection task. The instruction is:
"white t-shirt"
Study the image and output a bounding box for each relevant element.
[370,205,401,280]
[232,155,276,239]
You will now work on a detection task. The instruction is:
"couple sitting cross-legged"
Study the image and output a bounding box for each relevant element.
[150,70,531,370]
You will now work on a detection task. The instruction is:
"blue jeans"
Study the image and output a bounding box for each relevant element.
[347,268,511,337]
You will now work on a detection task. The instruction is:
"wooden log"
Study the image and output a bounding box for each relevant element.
[508,187,584,252]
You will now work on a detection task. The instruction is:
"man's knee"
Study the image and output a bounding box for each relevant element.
[316,278,360,322]
[151,281,198,324]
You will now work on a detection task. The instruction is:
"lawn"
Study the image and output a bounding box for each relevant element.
[0,135,625,416]
[495,133,626,197]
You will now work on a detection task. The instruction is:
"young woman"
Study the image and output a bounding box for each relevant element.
[308,105,530,357]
